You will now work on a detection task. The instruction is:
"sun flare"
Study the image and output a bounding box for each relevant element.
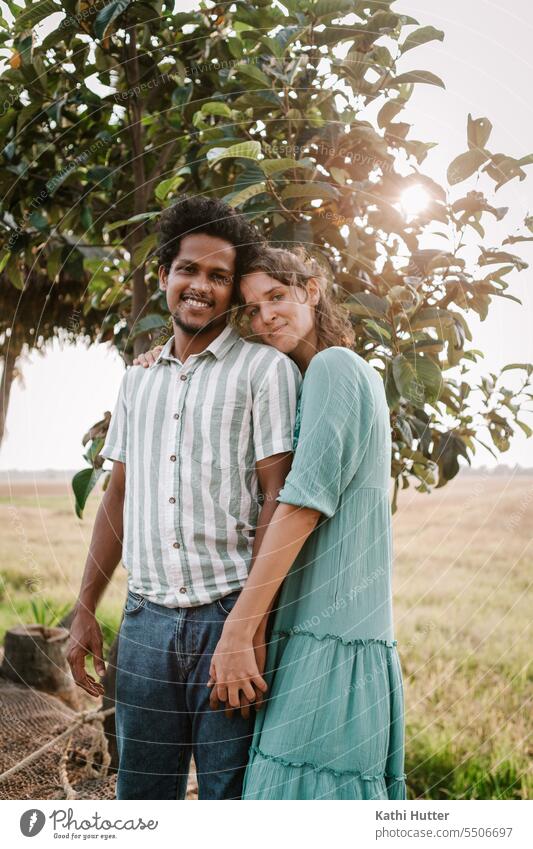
[401,185,430,217]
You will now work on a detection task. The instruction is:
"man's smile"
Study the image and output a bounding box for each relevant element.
[181,293,214,311]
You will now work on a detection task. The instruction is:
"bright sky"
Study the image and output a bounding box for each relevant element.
[1,0,532,471]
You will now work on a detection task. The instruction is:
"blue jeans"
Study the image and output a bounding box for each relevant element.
[115,588,255,800]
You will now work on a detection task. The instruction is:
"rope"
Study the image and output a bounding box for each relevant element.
[59,734,77,800]
[0,706,115,784]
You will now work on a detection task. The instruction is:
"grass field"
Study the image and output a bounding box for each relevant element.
[0,472,531,799]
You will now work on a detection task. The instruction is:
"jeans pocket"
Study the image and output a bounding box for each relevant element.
[216,590,241,616]
[124,590,146,615]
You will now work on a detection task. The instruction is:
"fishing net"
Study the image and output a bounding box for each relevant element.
[0,676,117,800]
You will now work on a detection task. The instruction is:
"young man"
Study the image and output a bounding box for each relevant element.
[67,197,301,800]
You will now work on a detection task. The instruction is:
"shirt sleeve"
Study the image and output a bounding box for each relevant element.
[252,354,302,461]
[276,348,376,518]
[100,368,129,463]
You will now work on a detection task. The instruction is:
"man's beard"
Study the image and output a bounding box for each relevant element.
[171,309,226,337]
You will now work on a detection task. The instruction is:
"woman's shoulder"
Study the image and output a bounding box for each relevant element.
[307,346,375,386]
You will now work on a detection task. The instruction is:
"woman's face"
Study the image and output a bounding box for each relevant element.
[240,271,319,355]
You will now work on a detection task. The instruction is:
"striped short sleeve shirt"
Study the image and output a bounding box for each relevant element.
[101,323,302,607]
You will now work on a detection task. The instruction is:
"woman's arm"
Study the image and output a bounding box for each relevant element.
[208,501,321,710]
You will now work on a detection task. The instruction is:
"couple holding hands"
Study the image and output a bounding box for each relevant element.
[67,195,406,801]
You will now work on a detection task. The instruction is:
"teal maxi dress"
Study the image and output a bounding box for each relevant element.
[242,346,406,800]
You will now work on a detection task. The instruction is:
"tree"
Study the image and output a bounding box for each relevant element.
[1,0,531,512]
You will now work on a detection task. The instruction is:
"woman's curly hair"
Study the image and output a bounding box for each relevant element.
[235,245,355,350]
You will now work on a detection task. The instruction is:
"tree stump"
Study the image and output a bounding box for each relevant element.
[1,624,80,709]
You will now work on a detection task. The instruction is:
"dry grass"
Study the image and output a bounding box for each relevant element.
[0,473,531,799]
[392,473,532,799]
[0,477,126,649]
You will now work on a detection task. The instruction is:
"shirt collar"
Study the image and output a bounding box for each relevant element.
[152,323,241,367]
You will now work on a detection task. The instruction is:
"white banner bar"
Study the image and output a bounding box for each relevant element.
[2,799,531,848]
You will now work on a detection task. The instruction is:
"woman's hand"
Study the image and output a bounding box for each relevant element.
[207,626,268,718]
[251,624,268,712]
[132,346,163,367]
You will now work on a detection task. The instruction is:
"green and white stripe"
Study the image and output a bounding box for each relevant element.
[101,324,301,607]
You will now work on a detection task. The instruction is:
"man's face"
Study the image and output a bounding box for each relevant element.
[159,233,236,336]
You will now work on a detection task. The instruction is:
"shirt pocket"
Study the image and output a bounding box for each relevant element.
[189,402,249,470]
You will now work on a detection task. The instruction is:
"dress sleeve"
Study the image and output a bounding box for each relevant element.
[100,369,129,463]
[276,348,376,518]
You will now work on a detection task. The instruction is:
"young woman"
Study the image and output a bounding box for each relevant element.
[134,246,406,800]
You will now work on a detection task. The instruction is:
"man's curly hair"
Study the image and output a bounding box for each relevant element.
[157,196,263,297]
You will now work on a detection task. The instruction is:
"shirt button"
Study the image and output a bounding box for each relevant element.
[173,541,180,548]
[174,413,180,419]
[179,374,188,381]
[170,454,176,461]
[169,497,176,504]
[179,587,187,594]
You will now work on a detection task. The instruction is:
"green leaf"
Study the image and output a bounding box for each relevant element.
[132,233,158,267]
[83,437,105,467]
[106,211,161,233]
[400,26,444,53]
[346,292,389,318]
[447,149,489,185]
[479,249,528,271]
[501,363,533,374]
[409,307,455,331]
[94,0,133,41]
[314,0,353,18]
[377,99,404,129]
[14,0,59,32]
[5,253,24,290]
[207,141,262,167]
[72,467,104,519]
[201,101,232,118]
[224,181,267,208]
[154,174,184,202]
[280,182,340,201]
[259,158,312,177]
[0,250,10,273]
[130,313,169,340]
[516,420,533,438]
[393,353,442,404]
[46,246,62,283]
[467,114,492,150]
[362,319,391,341]
[392,70,445,89]
[233,63,271,87]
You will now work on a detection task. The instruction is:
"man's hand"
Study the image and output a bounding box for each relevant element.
[67,607,106,698]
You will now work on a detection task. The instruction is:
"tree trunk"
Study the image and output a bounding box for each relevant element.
[0,345,19,447]
[125,24,149,359]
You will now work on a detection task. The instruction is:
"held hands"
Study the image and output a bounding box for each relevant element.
[207,625,268,719]
[132,346,164,367]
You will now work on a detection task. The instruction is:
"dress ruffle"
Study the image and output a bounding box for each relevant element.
[244,745,406,800]
[243,629,406,801]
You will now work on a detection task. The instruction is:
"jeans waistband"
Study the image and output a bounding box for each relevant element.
[126,587,241,617]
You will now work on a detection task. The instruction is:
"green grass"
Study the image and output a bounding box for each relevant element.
[406,731,531,799]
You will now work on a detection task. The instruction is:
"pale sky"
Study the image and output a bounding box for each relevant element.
[1,0,532,471]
